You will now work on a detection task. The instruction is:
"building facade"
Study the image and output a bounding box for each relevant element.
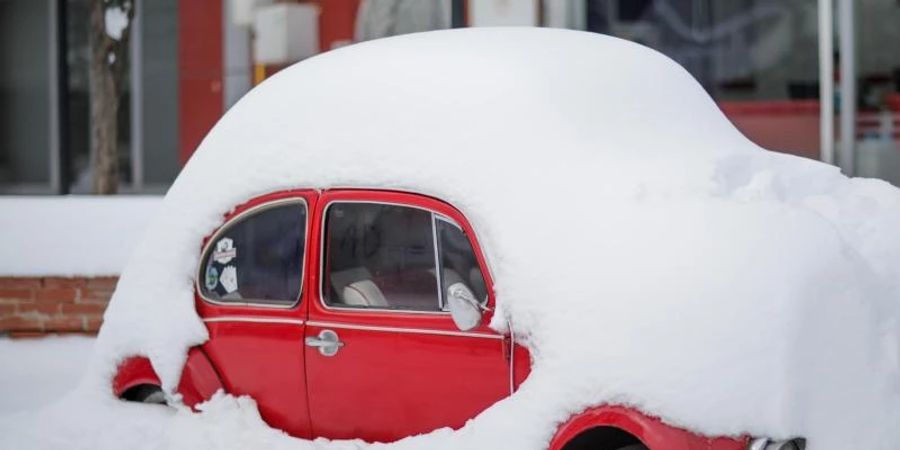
[1,0,899,194]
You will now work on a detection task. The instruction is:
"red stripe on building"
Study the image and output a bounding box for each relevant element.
[178,0,224,165]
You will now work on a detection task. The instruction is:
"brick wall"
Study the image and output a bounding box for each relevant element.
[0,276,116,336]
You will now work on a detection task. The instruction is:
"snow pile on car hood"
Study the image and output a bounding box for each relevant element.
[90,28,900,448]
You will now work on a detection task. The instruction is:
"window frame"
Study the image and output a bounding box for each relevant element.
[196,197,309,309]
[433,213,488,311]
[318,199,484,315]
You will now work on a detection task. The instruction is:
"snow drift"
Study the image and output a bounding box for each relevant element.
[78,28,900,448]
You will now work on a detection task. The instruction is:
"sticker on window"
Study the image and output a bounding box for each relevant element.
[220,265,239,294]
[204,266,219,291]
[213,237,237,264]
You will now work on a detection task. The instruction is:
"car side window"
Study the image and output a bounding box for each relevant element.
[322,201,488,312]
[323,203,441,311]
[199,200,307,306]
[436,217,488,308]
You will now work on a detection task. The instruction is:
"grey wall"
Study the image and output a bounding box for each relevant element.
[140,0,180,186]
[0,0,52,186]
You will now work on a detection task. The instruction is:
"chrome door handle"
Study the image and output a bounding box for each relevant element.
[305,329,344,357]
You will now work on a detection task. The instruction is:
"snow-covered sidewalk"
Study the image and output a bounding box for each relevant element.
[0,337,364,450]
[0,336,94,414]
[0,196,161,276]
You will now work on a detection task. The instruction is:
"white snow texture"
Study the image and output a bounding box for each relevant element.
[104,5,129,41]
[0,196,161,276]
[14,28,900,449]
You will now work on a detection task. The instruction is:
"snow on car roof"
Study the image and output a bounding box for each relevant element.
[96,28,900,449]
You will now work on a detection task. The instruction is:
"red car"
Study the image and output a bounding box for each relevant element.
[100,25,825,450]
[112,187,802,450]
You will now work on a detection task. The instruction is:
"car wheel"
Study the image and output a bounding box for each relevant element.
[122,384,167,405]
[616,445,649,450]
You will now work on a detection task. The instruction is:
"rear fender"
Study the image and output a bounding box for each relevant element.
[113,347,223,409]
[548,405,748,450]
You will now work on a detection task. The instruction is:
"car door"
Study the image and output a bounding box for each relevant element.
[304,190,511,442]
[195,190,316,438]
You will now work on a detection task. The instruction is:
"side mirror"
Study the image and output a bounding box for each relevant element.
[446,282,483,331]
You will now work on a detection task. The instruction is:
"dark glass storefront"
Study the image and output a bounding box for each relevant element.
[1,0,899,193]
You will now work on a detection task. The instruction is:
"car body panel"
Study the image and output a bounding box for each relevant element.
[113,347,222,408]
[194,189,317,437]
[548,405,748,450]
[303,189,510,442]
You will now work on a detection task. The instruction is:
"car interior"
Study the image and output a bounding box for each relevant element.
[323,202,487,311]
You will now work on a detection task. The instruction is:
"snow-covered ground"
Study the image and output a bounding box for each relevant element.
[0,337,356,450]
[0,336,94,414]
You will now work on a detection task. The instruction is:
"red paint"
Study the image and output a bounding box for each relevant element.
[178,0,224,165]
[112,348,222,408]
[112,356,160,397]
[548,405,748,450]
[114,188,755,448]
[195,189,318,438]
[305,190,508,442]
[316,0,361,52]
[719,100,821,160]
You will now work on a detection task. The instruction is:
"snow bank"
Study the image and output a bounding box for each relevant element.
[55,28,900,449]
[0,196,161,276]
[0,336,94,414]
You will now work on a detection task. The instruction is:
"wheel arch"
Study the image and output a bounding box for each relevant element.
[112,347,224,408]
[548,405,748,450]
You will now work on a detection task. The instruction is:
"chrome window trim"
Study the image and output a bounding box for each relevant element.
[432,213,446,311]
[322,188,497,281]
[319,200,448,315]
[434,215,489,307]
[203,316,305,326]
[306,320,502,340]
[196,197,309,309]
[435,214,462,230]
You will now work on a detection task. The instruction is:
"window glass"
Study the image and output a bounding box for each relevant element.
[200,201,306,305]
[436,218,488,308]
[323,203,440,311]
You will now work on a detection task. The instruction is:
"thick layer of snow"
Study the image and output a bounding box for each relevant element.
[7,28,900,449]
[0,336,94,414]
[0,196,161,276]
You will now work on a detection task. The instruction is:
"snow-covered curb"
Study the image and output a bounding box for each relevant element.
[0,196,162,276]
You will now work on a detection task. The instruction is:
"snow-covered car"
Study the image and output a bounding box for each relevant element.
[103,28,900,450]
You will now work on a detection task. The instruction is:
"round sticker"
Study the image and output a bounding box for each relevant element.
[204,266,219,291]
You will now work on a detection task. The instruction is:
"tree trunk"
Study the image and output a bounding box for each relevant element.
[89,0,132,194]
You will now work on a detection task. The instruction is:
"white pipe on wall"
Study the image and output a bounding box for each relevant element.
[131,0,144,191]
[818,0,834,165]
[837,0,856,175]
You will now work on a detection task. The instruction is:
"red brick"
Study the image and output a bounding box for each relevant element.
[0,316,44,332]
[8,331,48,339]
[61,303,108,315]
[15,303,60,316]
[42,277,87,288]
[0,288,34,301]
[86,277,119,289]
[80,289,114,303]
[0,277,41,289]
[0,304,16,315]
[43,316,85,332]
[85,316,104,332]
[35,288,78,303]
